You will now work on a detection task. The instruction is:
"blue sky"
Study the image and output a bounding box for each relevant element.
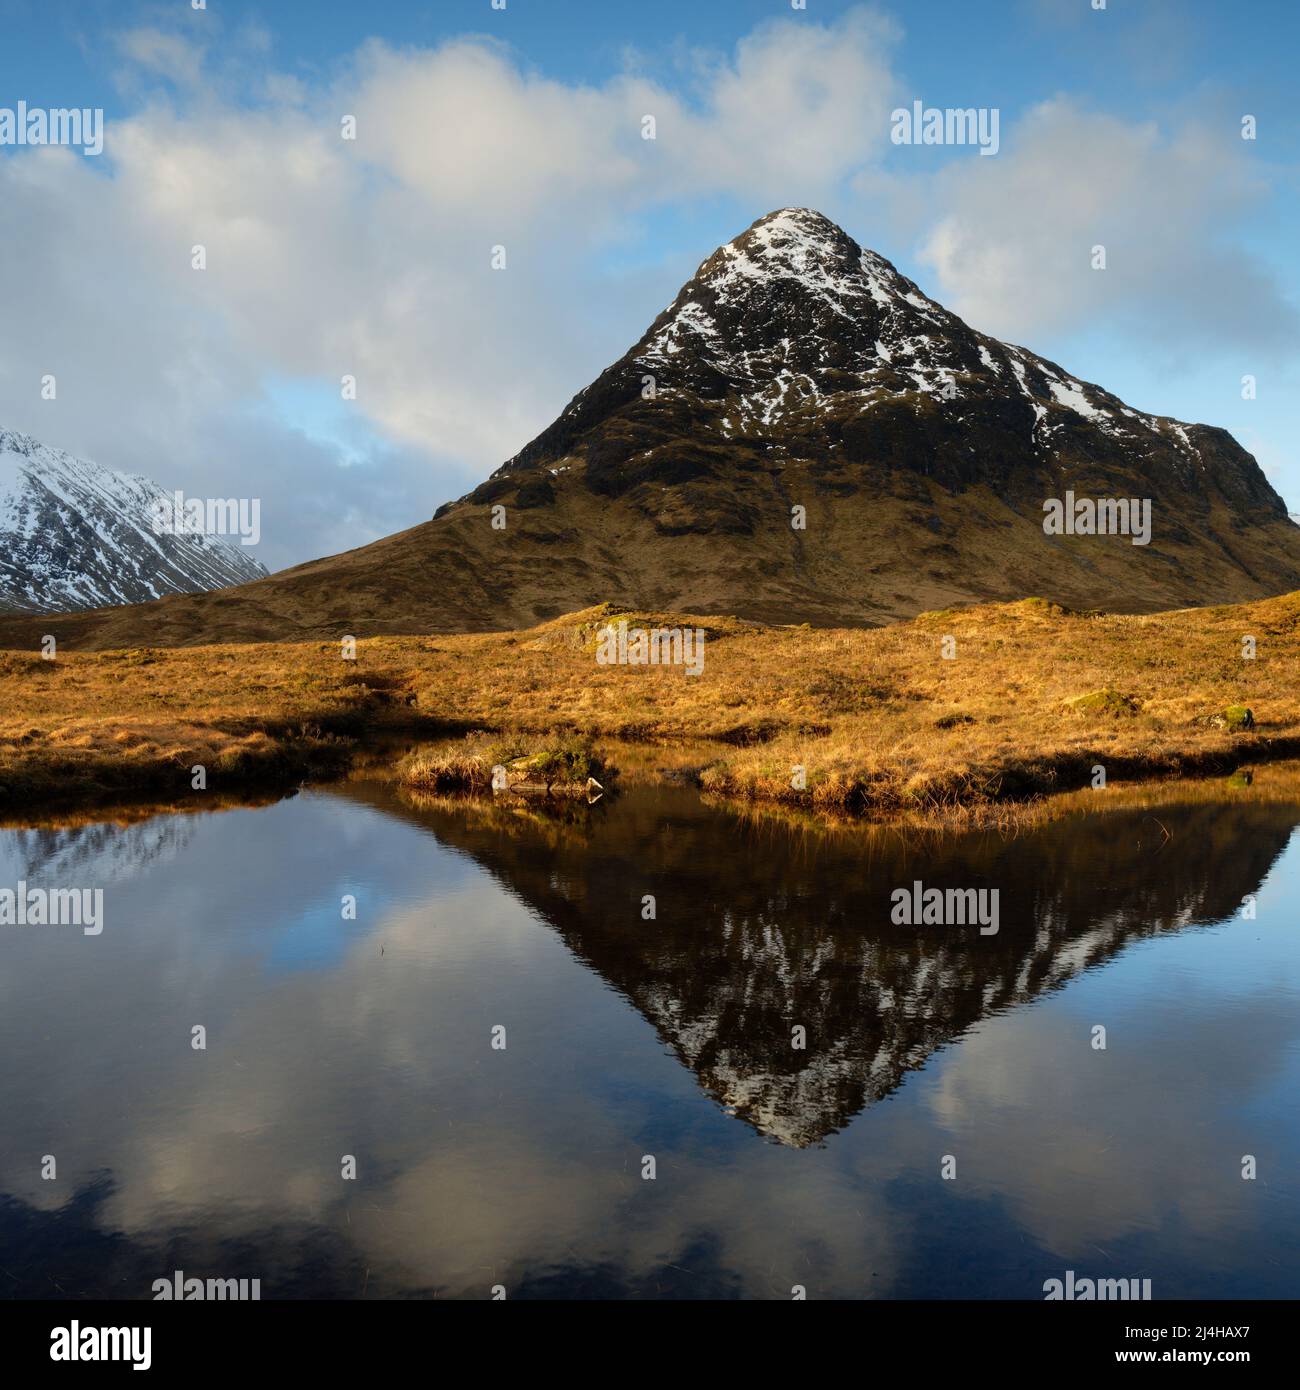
[1,0,1296,566]
[8,1,1300,127]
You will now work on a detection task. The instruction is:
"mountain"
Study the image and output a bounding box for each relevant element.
[0,428,267,615]
[3,207,1299,648]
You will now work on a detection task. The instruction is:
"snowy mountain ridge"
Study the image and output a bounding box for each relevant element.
[0,428,268,615]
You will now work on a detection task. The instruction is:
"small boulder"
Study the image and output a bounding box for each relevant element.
[1193,706,1255,732]
[1064,687,1139,718]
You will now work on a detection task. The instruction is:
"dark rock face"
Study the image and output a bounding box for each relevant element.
[495,207,1286,530]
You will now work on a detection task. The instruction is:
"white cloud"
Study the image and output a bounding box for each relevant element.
[0,12,902,569]
[917,98,1299,352]
[678,9,902,199]
[114,28,207,89]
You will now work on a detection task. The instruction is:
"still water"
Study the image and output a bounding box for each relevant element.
[1,775,1298,1299]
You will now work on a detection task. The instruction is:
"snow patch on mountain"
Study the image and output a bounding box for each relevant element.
[0,428,268,614]
[627,206,1207,464]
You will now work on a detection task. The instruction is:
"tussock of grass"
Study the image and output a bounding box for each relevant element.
[398,734,608,797]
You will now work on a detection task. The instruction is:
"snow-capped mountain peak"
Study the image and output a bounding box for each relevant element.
[625,208,1206,463]
[0,428,268,615]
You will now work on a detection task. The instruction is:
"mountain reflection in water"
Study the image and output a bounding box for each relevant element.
[1,776,1298,1299]
[374,782,1293,1148]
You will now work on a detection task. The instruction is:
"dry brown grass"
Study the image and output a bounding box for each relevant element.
[3,593,1299,814]
[0,643,398,805]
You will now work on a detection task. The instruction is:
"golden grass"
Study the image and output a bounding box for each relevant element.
[0,643,392,805]
[3,593,1299,815]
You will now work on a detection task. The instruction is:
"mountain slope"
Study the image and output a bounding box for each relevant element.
[0,429,267,615]
[3,207,1298,649]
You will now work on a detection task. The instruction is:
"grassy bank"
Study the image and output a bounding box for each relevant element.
[0,645,398,806]
[3,592,1299,815]
[397,734,608,798]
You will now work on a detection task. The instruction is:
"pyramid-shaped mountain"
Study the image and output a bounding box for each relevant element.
[8,207,1300,648]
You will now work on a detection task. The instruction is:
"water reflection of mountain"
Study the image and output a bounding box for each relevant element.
[344,782,1297,1147]
[0,815,198,884]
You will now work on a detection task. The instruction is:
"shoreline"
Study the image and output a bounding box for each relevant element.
[6,743,1300,844]
[2,718,1297,830]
